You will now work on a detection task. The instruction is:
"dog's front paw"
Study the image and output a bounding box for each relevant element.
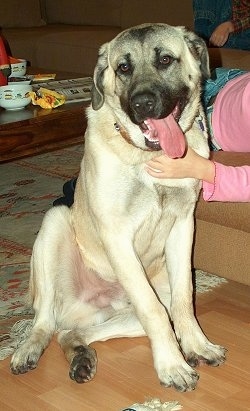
[186,342,226,368]
[69,345,97,383]
[10,345,43,375]
[158,362,199,392]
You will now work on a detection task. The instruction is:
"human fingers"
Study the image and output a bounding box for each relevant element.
[145,166,167,179]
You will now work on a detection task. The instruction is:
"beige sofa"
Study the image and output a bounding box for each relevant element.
[2,0,250,74]
[1,0,250,285]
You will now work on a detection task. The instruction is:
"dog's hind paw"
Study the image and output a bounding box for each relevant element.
[69,345,97,383]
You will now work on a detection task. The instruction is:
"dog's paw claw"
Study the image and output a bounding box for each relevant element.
[159,365,199,392]
[186,344,226,368]
[10,346,42,375]
[10,357,38,375]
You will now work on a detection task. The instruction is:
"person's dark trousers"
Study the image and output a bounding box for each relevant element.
[53,178,77,207]
[193,0,250,50]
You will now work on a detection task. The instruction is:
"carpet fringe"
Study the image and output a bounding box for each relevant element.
[195,270,227,293]
[0,319,33,360]
[121,398,182,410]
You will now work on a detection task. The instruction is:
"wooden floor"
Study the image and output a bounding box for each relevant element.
[0,279,249,411]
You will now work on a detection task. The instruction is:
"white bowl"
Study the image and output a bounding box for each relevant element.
[9,59,27,78]
[8,76,31,85]
[0,84,32,110]
[8,76,31,84]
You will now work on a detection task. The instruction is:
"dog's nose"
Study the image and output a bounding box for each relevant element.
[131,93,156,117]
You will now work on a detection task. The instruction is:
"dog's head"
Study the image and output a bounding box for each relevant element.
[91,23,210,158]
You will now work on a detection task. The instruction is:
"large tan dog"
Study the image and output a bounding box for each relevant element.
[10,23,226,392]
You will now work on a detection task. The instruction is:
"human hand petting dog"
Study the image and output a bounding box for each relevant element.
[209,21,234,47]
[145,146,215,183]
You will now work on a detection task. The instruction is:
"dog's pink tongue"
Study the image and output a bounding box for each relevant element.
[147,114,186,158]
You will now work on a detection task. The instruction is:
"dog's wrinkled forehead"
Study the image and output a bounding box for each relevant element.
[110,24,184,65]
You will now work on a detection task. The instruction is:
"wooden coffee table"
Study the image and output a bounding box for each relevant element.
[0,70,89,163]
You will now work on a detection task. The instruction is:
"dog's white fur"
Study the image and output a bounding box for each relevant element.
[10,23,226,391]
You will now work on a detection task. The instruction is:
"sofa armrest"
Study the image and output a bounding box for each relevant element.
[210,151,250,167]
[208,48,250,71]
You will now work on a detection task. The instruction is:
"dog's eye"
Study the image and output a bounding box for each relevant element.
[159,55,172,65]
[117,63,131,74]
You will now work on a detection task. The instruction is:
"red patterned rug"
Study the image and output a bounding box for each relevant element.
[0,144,226,340]
[0,144,83,335]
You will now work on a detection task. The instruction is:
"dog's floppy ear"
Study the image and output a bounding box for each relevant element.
[182,28,210,80]
[91,43,109,110]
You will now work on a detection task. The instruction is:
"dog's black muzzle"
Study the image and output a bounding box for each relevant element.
[125,85,177,125]
[130,91,157,119]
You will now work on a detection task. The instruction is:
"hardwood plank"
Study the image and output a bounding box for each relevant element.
[0,280,249,411]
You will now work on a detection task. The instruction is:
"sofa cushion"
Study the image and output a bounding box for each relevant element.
[196,199,250,232]
[44,0,121,27]
[0,0,45,28]
[3,26,77,65]
[121,0,193,29]
[35,27,121,74]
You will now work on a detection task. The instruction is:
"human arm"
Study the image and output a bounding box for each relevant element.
[209,22,234,47]
[145,147,215,183]
[209,0,250,46]
[145,147,250,202]
[203,162,250,202]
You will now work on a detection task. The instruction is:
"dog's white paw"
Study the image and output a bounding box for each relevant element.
[158,362,199,392]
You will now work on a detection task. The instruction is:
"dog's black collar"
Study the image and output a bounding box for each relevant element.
[114,122,135,146]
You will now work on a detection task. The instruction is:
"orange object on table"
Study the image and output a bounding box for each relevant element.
[9,56,22,64]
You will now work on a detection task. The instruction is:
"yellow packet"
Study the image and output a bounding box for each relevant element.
[32,74,56,81]
[29,87,65,109]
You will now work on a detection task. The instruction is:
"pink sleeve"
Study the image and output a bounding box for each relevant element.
[202,162,250,202]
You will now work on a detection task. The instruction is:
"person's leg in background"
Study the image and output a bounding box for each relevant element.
[224,28,250,50]
[193,0,232,43]
[53,178,77,207]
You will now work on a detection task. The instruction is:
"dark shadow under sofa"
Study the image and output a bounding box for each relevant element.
[1,0,250,285]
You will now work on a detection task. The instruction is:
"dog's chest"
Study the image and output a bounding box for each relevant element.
[132,184,196,263]
[133,187,184,249]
